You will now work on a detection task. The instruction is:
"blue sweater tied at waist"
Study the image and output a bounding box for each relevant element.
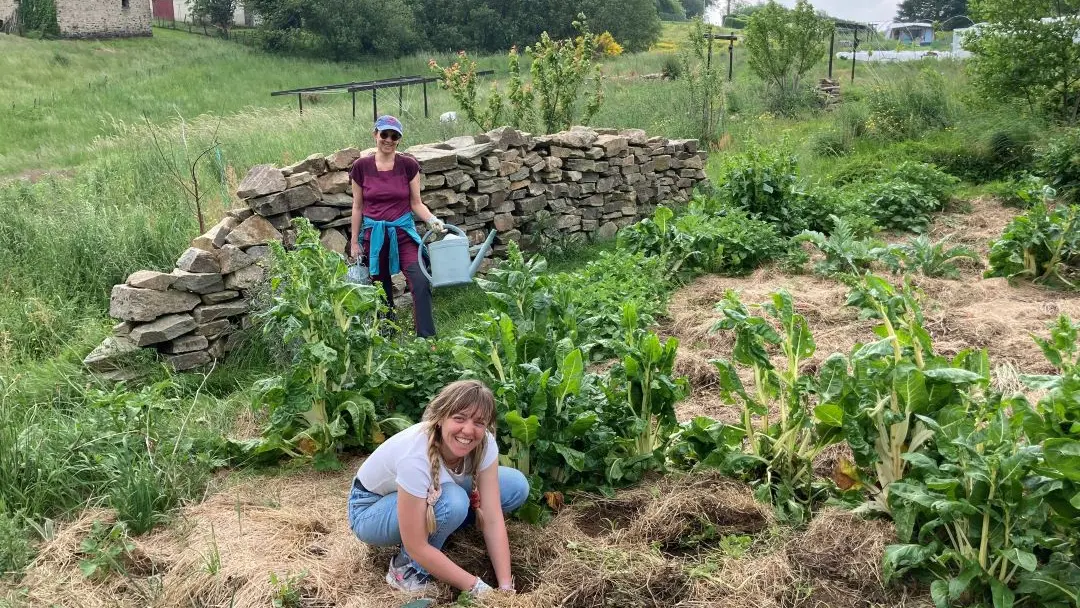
[363,213,423,276]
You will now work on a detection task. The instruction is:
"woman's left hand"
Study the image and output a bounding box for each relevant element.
[426,217,446,233]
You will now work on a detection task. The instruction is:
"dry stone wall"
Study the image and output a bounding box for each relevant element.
[83,126,709,376]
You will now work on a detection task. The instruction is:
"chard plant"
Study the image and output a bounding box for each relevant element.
[986,203,1080,288]
[707,290,840,521]
[878,235,981,279]
[250,218,399,471]
[795,214,886,276]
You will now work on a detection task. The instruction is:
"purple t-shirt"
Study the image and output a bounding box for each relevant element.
[349,154,420,221]
[350,154,422,269]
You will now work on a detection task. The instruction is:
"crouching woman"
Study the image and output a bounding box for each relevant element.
[348,380,529,595]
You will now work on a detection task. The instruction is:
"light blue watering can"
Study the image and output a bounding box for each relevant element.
[419,223,498,288]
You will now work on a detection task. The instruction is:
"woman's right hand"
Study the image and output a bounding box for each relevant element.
[349,241,361,260]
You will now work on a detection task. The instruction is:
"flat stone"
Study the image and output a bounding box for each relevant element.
[493,214,515,231]
[201,290,240,304]
[113,321,134,337]
[196,319,232,338]
[455,142,496,165]
[225,207,254,222]
[421,173,446,189]
[406,147,458,173]
[595,134,629,156]
[322,217,352,228]
[110,285,201,322]
[465,194,490,211]
[226,216,282,248]
[218,244,255,274]
[83,336,139,372]
[126,270,177,291]
[165,350,211,371]
[565,159,596,172]
[176,247,221,274]
[282,153,328,177]
[302,206,339,224]
[193,301,249,324]
[224,264,266,290]
[245,245,271,262]
[425,189,463,210]
[476,177,511,194]
[517,195,547,214]
[160,334,209,354]
[619,129,648,145]
[248,182,321,216]
[285,172,316,189]
[556,214,582,230]
[326,147,365,171]
[170,269,225,295]
[443,135,477,149]
[321,192,354,208]
[237,164,285,199]
[485,126,529,150]
[320,229,348,255]
[129,313,198,347]
[192,217,239,251]
[548,128,598,149]
[317,171,351,195]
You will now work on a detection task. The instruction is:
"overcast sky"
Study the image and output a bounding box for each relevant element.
[706,1,900,24]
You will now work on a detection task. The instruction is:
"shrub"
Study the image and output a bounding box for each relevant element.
[859,180,940,232]
[713,146,808,236]
[986,203,1080,288]
[661,55,682,80]
[1038,128,1080,204]
[886,161,958,208]
[809,129,851,157]
[866,69,954,140]
[986,175,1054,209]
[744,1,833,102]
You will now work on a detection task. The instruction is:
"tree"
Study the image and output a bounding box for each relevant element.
[743,1,833,101]
[591,0,662,52]
[895,0,968,30]
[965,0,1080,122]
[187,0,238,37]
[681,0,707,19]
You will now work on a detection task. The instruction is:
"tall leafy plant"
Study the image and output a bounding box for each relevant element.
[743,1,833,104]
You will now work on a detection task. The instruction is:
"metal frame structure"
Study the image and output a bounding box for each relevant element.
[270,71,495,120]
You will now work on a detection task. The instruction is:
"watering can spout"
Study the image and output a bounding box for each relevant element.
[468,230,498,277]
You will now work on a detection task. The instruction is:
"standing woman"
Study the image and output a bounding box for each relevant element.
[349,115,443,337]
[348,380,529,595]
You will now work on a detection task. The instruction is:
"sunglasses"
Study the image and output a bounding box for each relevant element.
[378,130,401,141]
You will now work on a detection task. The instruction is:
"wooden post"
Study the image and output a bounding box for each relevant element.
[728,37,734,81]
[352,90,356,119]
[298,93,303,115]
[851,29,858,83]
[828,30,835,79]
[423,81,429,118]
[372,89,378,122]
[399,85,403,112]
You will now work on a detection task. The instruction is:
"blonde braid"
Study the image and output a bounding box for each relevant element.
[425,425,442,535]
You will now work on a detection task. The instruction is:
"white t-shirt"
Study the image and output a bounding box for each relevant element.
[355,422,499,498]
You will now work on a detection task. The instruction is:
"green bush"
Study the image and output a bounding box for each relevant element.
[808,129,851,157]
[866,69,954,140]
[886,160,958,208]
[1038,128,1080,204]
[985,175,1052,209]
[986,203,1080,288]
[713,146,807,236]
[859,180,940,232]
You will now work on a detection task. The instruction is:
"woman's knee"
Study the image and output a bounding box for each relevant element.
[433,484,470,530]
[499,467,530,512]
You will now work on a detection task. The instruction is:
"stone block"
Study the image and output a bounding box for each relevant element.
[285,171,315,189]
[282,153,328,177]
[421,173,446,189]
[565,170,583,182]
[597,221,619,240]
[548,129,598,149]
[476,177,511,194]
[582,219,599,231]
[237,164,286,199]
[455,142,496,166]
[465,194,490,211]
[322,192,354,208]
[266,213,291,230]
[619,129,648,145]
[425,188,463,210]
[556,214,582,230]
[494,214,516,231]
[196,319,232,338]
[160,333,209,354]
[226,216,282,248]
[303,206,339,224]
[225,264,266,291]
[584,147,604,160]
[510,179,530,191]
[248,182,321,216]
[320,229,348,255]
[193,301,249,324]
[176,247,221,274]
[171,269,225,295]
[166,350,211,371]
[201,290,240,305]
[317,171,351,195]
[407,147,459,173]
[110,285,200,322]
[498,159,523,177]
[518,195,547,214]
[225,207,254,222]
[580,172,599,183]
[126,270,177,291]
[218,244,255,274]
[129,313,197,347]
[326,147,365,171]
[565,159,596,172]
[485,126,529,150]
[83,336,139,372]
[595,134,629,156]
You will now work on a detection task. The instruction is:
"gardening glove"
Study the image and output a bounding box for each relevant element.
[426,217,446,234]
[469,577,494,596]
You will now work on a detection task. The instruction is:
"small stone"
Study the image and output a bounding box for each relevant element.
[326,147,364,171]
[193,302,249,324]
[201,290,240,304]
[83,336,139,372]
[113,321,134,337]
[218,244,255,274]
[224,264,265,291]
[595,134,629,156]
[548,128,598,149]
[171,269,225,294]
[196,319,232,338]
[421,174,446,189]
[494,214,516,231]
[320,229,348,255]
[476,177,511,194]
[109,285,201,322]
[126,270,177,291]
[165,350,211,371]
[176,247,221,274]
[302,206,339,224]
[160,334,209,354]
[485,126,529,150]
[317,171,351,195]
[248,182,321,216]
[321,192,354,208]
[619,129,648,145]
[225,207,254,222]
[129,313,198,347]
[425,189,463,210]
[406,147,458,173]
[237,164,286,199]
[226,216,282,248]
[282,153,328,177]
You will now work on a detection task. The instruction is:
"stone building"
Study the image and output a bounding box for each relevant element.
[1,0,152,38]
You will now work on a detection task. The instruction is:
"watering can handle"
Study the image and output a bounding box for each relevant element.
[418,222,467,282]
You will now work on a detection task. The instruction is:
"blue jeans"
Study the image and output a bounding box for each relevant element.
[348,466,529,571]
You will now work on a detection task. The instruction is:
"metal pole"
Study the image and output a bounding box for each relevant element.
[398,86,403,112]
[706,31,714,70]
[728,38,734,81]
[372,89,377,122]
[828,30,835,79]
[298,93,303,115]
[851,29,858,83]
[423,81,429,118]
[352,91,356,119]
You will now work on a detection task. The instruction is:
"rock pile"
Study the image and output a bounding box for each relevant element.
[83,125,709,375]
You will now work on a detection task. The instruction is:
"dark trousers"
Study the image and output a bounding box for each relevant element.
[366,231,435,338]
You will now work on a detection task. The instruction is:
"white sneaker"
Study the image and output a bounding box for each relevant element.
[386,555,435,593]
